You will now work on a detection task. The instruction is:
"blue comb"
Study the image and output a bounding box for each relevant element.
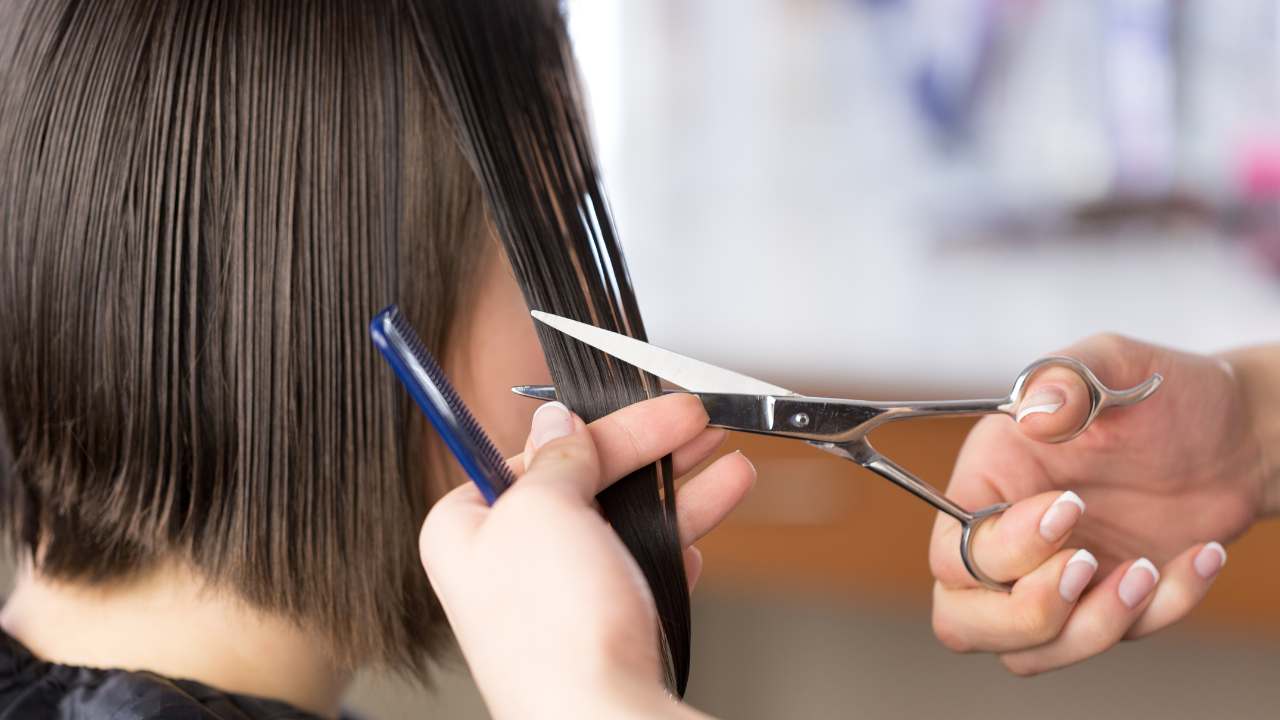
[370,305,515,504]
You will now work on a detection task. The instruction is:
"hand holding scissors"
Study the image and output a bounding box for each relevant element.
[514,312,1162,593]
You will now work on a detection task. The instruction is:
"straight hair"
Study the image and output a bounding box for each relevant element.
[0,0,486,671]
[0,0,692,691]
[411,0,692,694]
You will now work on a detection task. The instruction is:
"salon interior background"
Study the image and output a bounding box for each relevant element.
[408,2,1280,715]
[7,1,1279,718]
[286,0,1280,716]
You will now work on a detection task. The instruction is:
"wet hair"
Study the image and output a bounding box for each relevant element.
[413,0,691,693]
[0,0,692,690]
[0,0,483,671]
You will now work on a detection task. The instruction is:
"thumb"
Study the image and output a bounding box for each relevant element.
[520,401,605,503]
[1014,333,1147,443]
[1013,367,1089,443]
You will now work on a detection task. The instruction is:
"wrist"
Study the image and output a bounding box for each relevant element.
[1220,346,1280,517]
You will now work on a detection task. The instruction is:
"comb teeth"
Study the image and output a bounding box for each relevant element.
[375,306,516,501]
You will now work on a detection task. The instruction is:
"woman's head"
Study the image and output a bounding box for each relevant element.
[0,0,549,671]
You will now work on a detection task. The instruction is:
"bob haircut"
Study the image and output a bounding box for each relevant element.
[0,0,693,688]
[0,0,488,670]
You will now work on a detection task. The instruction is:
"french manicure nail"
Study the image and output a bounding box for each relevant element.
[1039,490,1086,542]
[1193,542,1227,579]
[1016,388,1066,423]
[530,401,574,449]
[1058,549,1098,603]
[1118,558,1160,609]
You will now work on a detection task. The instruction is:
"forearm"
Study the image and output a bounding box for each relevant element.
[1221,344,1280,516]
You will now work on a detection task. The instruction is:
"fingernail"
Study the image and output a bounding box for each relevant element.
[1058,549,1098,603]
[1016,387,1066,423]
[1194,541,1227,579]
[1118,558,1160,609]
[530,401,574,449]
[1039,491,1086,542]
[735,450,758,482]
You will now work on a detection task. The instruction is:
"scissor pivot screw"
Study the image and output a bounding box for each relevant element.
[789,412,811,428]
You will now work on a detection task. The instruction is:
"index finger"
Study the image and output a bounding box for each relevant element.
[510,393,711,481]
[931,489,1085,589]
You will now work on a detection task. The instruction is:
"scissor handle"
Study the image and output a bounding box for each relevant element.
[848,446,1014,592]
[1004,356,1163,443]
[960,504,1012,592]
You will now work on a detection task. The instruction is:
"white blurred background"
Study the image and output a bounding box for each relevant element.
[348,1,1280,717]
[581,0,1280,397]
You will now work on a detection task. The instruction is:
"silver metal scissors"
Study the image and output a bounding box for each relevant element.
[513,311,1163,592]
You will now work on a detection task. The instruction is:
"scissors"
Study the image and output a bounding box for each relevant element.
[513,311,1163,592]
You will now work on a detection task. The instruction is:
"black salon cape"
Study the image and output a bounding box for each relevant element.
[0,628,350,719]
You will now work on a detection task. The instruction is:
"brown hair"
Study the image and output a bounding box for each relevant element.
[0,0,695,690]
[413,0,692,693]
[0,0,485,671]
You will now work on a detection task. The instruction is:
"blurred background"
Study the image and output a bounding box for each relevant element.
[0,1,1273,717]
[390,0,1280,716]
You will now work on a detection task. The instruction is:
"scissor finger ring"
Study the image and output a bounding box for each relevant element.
[1005,356,1163,443]
[959,504,1013,592]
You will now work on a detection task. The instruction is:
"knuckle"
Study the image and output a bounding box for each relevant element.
[931,608,972,654]
[1160,578,1192,605]
[1085,331,1129,353]
[1000,654,1041,678]
[928,538,960,583]
[599,412,646,465]
[535,439,594,470]
[669,391,710,425]
[927,546,948,580]
[1011,599,1058,645]
[1221,495,1257,539]
[617,419,648,464]
[1072,613,1113,650]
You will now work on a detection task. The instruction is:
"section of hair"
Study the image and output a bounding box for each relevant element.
[410,0,693,694]
[0,0,487,671]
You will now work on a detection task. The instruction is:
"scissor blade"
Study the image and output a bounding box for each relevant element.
[514,385,852,442]
[530,310,795,396]
[514,385,688,401]
[511,385,560,401]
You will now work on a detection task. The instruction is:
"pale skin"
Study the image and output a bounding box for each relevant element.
[423,394,750,719]
[3,243,1277,716]
[419,335,1280,717]
[424,323,1280,717]
[929,336,1280,675]
[424,247,755,716]
[0,247,753,718]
